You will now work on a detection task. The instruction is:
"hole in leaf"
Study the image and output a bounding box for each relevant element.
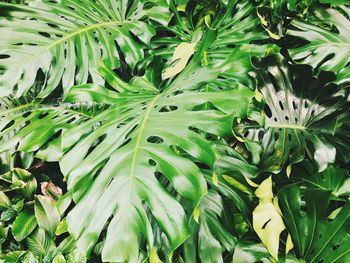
[147,136,164,144]
[159,105,178,112]
[0,54,10,59]
[332,244,340,251]
[1,120,15,132]
[149,159,156,166]
[124,124,138,139]
[258,130,265,140]
[279,101,284,110]
[264,104,272,118]
[22,112,31,118]
[38,112,49,119]
[262,218,271,229]
[38,32,51,38]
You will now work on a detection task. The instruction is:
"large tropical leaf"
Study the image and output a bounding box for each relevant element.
[0,49,258,260]
[278,165,350,262]
[182,190,236,263]
[240,55,350,173]
[0,0,170,98]
[287,6,350,78]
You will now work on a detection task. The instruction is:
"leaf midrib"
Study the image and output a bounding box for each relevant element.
[127,94,161,203]
[32,21,121,60]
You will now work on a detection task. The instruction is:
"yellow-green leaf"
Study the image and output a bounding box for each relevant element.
[193,207,200,223]
[286,234,294,255]
[150,247,162,263]
[253,176,285,260]
[163,43,196,79]
[286,164,292,178]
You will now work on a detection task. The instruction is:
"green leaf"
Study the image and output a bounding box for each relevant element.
[278,175,350,262]
[13,168,37,200]
[188,191,237,263]
[0,0,170,98]
[0,191,11,211]
[0,48,257,260]
[55,218,68,236]
[52,254,66,263]
[1,251,27,263]
[319,0,349,6]
[1,207,17,222]
[34,195,60,237]
[241,55,349,172]
[232,240,272,263]
[27,228,56,257]
[288,6,350,75]
[58,236,76,255]
[12,207,37,242]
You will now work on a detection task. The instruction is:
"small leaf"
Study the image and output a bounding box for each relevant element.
[0,192,11,211]
[253,176,285,260]
[286,234,294,255]
[27,228,56,257]
[193,207,200,223]
[34,195,60,237]
[212,172,219,186]
[163,42,196,79]
[150,247,162,263]
[12,207,37,242]
[1,208,17,222]
[286,164,292,178]
[56,218,68,235]
[53,254,66,263]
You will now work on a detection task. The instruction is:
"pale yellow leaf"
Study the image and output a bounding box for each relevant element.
[327,207,342,219]
[286,233,294,255]
[150,247,162,263]
[245,177,259,188]
[286,164,292,178]
[163,43,196,80]
[212,172,219,186]
[254,89,263,102]
[177,4,186,12]
[193,207,200,223]
[253,176,285,260]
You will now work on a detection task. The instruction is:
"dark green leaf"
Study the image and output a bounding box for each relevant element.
[12,207,37,242]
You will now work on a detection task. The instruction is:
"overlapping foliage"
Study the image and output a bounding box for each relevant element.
[0,0,349,262]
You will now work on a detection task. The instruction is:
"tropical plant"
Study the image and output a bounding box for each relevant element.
[0,0,349,262]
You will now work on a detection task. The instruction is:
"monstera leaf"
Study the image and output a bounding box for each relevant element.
[0,50,257,261]
[152,0,278,89]
[240,55,349,173]
[0,0,170,98]
[287,6,350,78]
[182,190,236,263]
[277,165,350,262]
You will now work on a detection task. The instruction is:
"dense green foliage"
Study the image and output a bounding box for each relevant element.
[0,0,349,262]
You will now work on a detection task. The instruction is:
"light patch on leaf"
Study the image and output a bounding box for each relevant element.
[212,172,219,186]
[286,234,294,255]
[150,247,162,263]
[193,207,200,223]
[253,176,285,260]
[286,164,292,178]
[163,43,196,79]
